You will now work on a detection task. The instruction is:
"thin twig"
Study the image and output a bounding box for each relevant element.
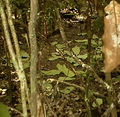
[48,78,85,92]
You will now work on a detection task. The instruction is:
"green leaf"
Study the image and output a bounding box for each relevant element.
[60,86,74,94]
[56,63,63,71]
[56,44,65,49]
[96,98,103,105]
[49,52,61,61]
[72,46,80,55]
[93,34,98,39]
[112,76,120,82]
[58,77,75,81]
[92,98,103,107]
[94,55,102,59]
[91,40,97,47]
[65,57,75,63]
[56,64,75,77]
[75,39,87,43]
[88,90,94,98]
[41,70,61,75]
[51,52,60,56]
[0,103,11,117]
[49,55,61,61]
[51,41,58,45]
[49,56,61,61]
[98,40,102,46]
[62,65,75,77]
[92,102,97,108]
[76,70,86,77]
[73,63,79,66]
[64,50,71,56]
[78,54,87,60]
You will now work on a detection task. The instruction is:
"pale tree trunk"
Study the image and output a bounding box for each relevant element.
[29,0,45,117]
[29,0,38,116]
[0,0,29,117]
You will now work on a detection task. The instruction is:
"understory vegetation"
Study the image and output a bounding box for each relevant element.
[0,0,120,117]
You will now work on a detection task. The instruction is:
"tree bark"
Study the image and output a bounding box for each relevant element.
[29,0,39,116]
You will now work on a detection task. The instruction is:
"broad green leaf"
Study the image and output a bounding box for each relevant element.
[62,65,75,77]
[51,41,58,45]
[75,39,87,43]
[56,64,75,77]
[67,70,75,77]
[92,98,103,107]
[64,50,71,56]
[49,55,61,61]
[76,70,86,77]
[75,40,81,43]
[72,46,80,55]
[41,70,61,75]
[56,63,63,72]
[62,65,68,75]
[76,70,85,74]
[78,54,87,60]
[51,52,60,56]
[60,86,74,94]
[0,103,11,117]
[92,102,97,108]
[58,77,75,81]
[73,63,79,66]
[65,57,75,63]
[56,44,65,49]
[96,98,103,105]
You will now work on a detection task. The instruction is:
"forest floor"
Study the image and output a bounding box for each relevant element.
[0,15,120,117]
[38,20,103,117]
